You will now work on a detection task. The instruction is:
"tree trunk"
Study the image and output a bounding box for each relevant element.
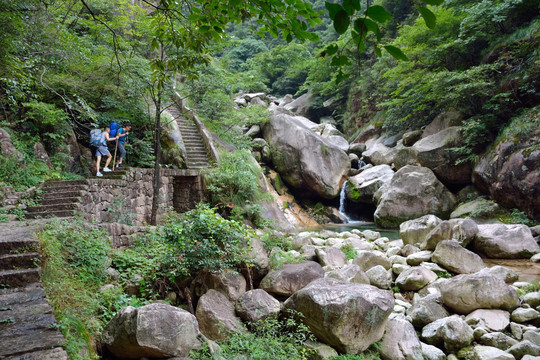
[150,88,162,225]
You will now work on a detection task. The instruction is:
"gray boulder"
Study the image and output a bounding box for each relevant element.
[421,315,474,352]
[471,345,516,360]
[352,250,391,271]
[345,165,394,204]
[403,130,423,147]
[400,215,442,247]
[366,265,393,289]
[380,318,423,360]
[407,295,450,328]
[432,240,485,274]
[363,139,398,166]
[395,266,437,291]
[259,261,324,297]
[315,246,347,267]
[374,166,457,228]
[511,308,540,323]
[325,264,370,284]
[262,113,349,198]
[102,303,201,359]
[440,273,520,314]
[235,289,281,323]
[283,277,394,354]
[196,290,245,341]
[421,218,478,250]
[450,198,501,219]
[421,342,446,360]
[465,309,510,332]
[348,143,367,156]
[422,111,463,137]
[480,332,519,350]
[413,126,473,185]
[0,128,23,160]
[474,223,540,259]
[508,341,540,360]
[477,265,519,284]
[191,270,246,301]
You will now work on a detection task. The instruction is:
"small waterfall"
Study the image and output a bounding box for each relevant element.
[358,160,367,169]
[338,181,350,222]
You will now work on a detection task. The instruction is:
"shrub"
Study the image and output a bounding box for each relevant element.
[341,244,357,260]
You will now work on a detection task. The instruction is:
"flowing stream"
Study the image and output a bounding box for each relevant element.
[338,181,350,222]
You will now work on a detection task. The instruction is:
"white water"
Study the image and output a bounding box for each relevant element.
[338,181,350,222]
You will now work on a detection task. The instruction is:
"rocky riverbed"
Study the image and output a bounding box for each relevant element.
[102,215,540,360]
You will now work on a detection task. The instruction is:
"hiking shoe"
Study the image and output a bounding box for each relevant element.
[115,163,123,168]
[96,172,103,177]
[103,167,112,172]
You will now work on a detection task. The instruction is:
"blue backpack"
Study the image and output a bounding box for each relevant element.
[89,129,103,147]
[109,122,119,137]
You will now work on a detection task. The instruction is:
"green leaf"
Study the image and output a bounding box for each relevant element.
[333,10,350,35]
[363,18,381,41]
[342,0,359,15]
[323,43,339,56]
[365,5,392,23]
[422,0,444,5]
[384,45,409,61]
[330,54,351,66]
[325,2,344,20]
[417,6,436,29]
[374,46,382,57]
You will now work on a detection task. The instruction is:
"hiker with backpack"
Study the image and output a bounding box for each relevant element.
[90,126,118,177]
[114,123,132,168]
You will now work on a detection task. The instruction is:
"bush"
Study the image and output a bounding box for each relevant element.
[190,310,315,360]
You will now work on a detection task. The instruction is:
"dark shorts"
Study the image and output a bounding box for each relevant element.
[118,142,126,158]
[96,145,110,157]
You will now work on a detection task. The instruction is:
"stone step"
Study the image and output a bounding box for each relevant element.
[35,197,81,206]
[0,253,40,270]
[41,179,88,189]
[26,203,78,214]
[40,184,88,193]
[25,210,76,220]
[0,239,38,256]
[0,268,41,288]
[40,190,85,200]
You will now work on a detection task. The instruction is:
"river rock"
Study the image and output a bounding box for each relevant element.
[432,240,485,274]
[345,165,394,203]
[246,237,270,279]
[450,198,502,219]
[191,270,246,301]
[396,266,437,291]
[259,261,324,297]
[348,143,367,156]
[508,341,540,360]
[474,223,540,259]
[440,273,520,314]
[402,130,423,146]
[421,315,474,352]
[235,289,281,323]
[477,265,519,284]
[196,290,245,341]
[421,342,446,360]
[102,303,201,359]
[421,218,478,250]
[522,292,540,308]
[400,215,443,247]
[283,277,394,354]
[407,295,450,328]
[315,246,347,267]
[374,166,457,228]
[511,308,540,323]
[352,250,391,271]
[366,265,392,289]
[413,126,473,185]
[406,250,433,266]
[325,264,370,284]
[304,340,339,360]
[262,113,349,198]
[465,309,510,332]
[380,318,423,360]
[362,139,398,166]
[480,332,519,350]
[423,111,464,138]
[471,345,516,360]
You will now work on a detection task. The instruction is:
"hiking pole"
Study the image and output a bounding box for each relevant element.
[112,139,118,170]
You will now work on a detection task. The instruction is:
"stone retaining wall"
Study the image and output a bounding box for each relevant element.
[81,168,205,227]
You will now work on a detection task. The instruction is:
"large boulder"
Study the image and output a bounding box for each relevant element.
[421,315,474,352]
[380,318,423,360]
[400,215,443,247]
[325,264,370,284]
[470,345,516,360]
[352,250,391,271]
[362,138,399,166]
[283,277,394,354]
[395,266,437,291]
[374,166,457,228]
[191,269,246,301]
[432,240,485,274]
[407,295,450,328]
[102,303,201,359]
[0,128,23,160]
[440,274,520,314]
[315,246,347,267]
[259,261,324,297]
[465,309,510,332]
[235,289,281,323]
[474,223,540,259]
[413,127,473,185]
[421,218,478,250]
[262,113,349,198]
[195,290,245,341]
[345,165,394,204]
[473,107,540,221]
[422,111,463,138]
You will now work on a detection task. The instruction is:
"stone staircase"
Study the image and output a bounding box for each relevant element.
[0,222,68,359]
[168,106,211,169]
[25,179,89,219]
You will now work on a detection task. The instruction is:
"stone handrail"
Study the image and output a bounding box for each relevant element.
[172,92,219,163]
